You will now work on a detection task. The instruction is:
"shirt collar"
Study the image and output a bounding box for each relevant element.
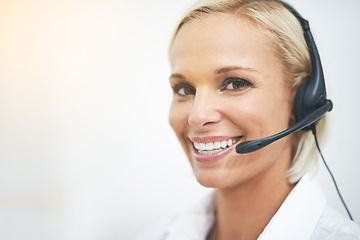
[258,174,326,240]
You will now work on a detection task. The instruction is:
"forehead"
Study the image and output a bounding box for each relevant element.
[170,13,280,73]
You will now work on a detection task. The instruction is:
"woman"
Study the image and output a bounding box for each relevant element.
[140,0,360,239]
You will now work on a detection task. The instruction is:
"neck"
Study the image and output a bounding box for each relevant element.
[211,151,295,240]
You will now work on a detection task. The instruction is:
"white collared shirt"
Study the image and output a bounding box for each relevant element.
[138,175,360,240]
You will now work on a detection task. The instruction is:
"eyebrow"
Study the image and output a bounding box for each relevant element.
[215,66,258,74]
[169,66,258,80]
[169,73,185,80]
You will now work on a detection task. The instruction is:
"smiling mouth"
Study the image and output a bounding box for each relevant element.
[193,137,242,155]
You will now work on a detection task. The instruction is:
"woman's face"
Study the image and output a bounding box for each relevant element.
[169,14,295,189]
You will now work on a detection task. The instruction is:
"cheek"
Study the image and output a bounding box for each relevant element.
[227,92,293,136]
[169,100,194,161]
[227,94,267,124]
[169,100,189,140]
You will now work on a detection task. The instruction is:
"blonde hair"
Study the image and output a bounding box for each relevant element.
[169,0,328,183]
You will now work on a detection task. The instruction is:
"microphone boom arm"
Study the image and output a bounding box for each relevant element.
[236,100,333,154]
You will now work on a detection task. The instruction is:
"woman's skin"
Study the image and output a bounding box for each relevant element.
[169,14,296,240]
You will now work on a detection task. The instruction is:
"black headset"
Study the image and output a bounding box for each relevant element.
[235,1,354,221]
[236,1,333,154]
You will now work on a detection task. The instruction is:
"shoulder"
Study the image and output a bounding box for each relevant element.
[311,207,360,240]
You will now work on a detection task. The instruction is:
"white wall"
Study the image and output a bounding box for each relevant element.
[0,0,359,239]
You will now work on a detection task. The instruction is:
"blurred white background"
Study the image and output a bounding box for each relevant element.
[0,0,359,239]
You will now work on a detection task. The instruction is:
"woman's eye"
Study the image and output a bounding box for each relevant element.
[172,83,196,96]
[222,78,252,91]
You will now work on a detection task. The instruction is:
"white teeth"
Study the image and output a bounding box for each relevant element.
[194,142,200,149]
[205,142,214,150]
[198,149,221,155]
[194,138,237,154]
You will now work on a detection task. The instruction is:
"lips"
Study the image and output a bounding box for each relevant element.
[190,136,242,162]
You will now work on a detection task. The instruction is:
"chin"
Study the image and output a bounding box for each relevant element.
[193,168,231,189]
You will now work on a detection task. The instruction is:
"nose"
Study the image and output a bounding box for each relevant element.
[188,90,221,130]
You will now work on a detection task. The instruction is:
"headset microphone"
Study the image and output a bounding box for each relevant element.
[236,100,332,154]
